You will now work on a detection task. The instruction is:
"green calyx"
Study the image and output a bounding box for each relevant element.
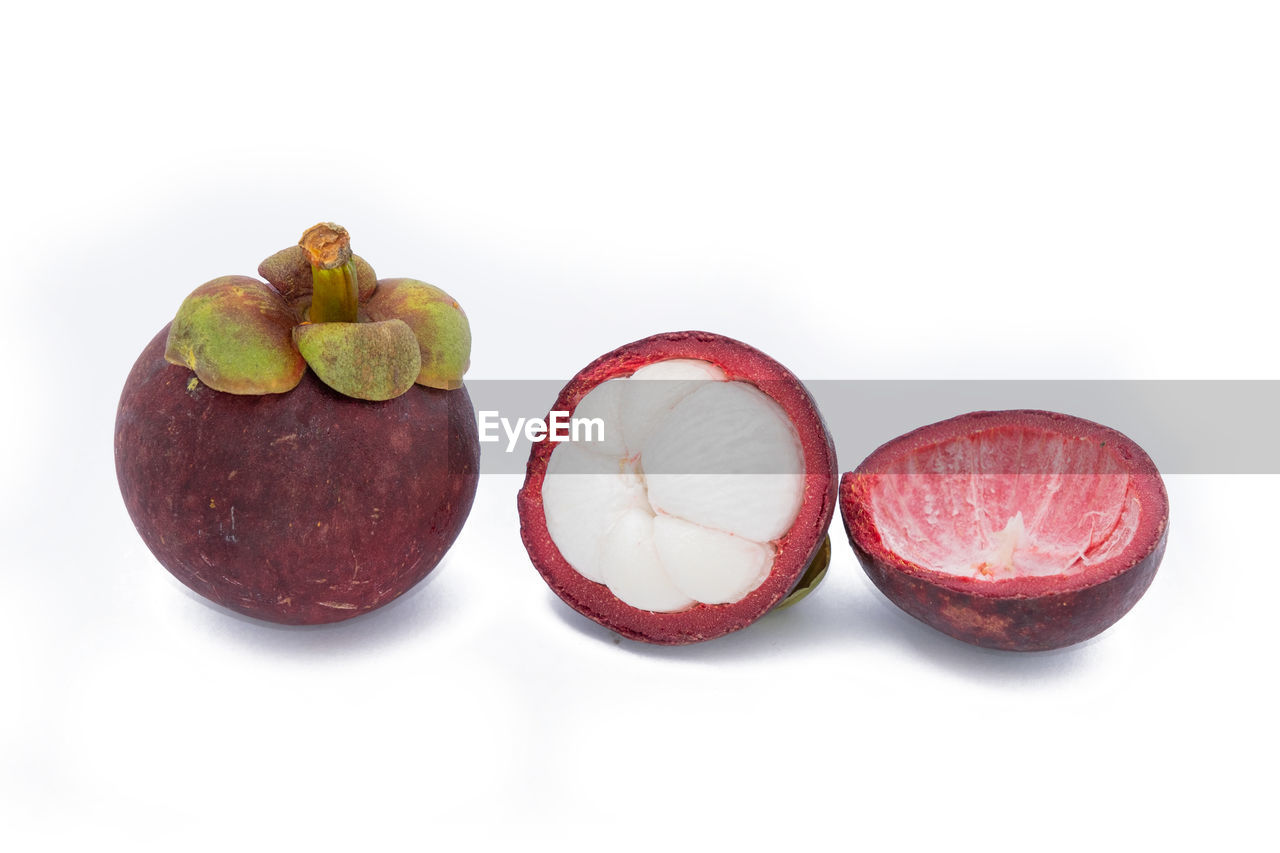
[164,276,306,394]
[365,278,472,390]
[163,223,471,400]
[293,320,420,401]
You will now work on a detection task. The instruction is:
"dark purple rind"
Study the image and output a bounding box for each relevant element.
[116,325,479,625]
[517,331,838,645]
[840,410,1170,651]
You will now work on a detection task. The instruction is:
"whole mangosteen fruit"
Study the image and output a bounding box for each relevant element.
[115,224,479,624]
[517,332,838,645]
[840,409,1168,651]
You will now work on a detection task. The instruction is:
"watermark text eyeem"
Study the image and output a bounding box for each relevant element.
[478,411,605,452]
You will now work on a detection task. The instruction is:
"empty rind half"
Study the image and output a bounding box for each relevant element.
[841,410,1169,651]
[518,332,838,645]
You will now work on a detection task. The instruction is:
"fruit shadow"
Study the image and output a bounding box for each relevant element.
[548,581,1095,682]
[546,585,863,664]
[180,558,459,659]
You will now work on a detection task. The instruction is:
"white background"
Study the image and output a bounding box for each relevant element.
[3,2,1276,849]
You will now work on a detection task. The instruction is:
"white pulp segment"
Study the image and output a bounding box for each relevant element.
[598,510,696,612]
[541,442,648,583]
[643,382,805,541]
[540,358,806,613]
[653,515,774,604]
[569,379,628,457]
[619,359,728,453]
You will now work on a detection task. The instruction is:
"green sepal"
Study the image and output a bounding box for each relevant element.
[163,276,305,395]
[292,319,422,401]
[364,278,471,390]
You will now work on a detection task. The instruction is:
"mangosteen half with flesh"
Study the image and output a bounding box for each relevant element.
[518,332,838,645]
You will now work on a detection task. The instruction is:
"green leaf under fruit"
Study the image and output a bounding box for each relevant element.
[364,278,471,390]
[774,534,832,610]
[293,319,422,401]
[164,276,305,394]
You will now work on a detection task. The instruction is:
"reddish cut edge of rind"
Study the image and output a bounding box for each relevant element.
[840,409,1170,651]
[517,331,838,645]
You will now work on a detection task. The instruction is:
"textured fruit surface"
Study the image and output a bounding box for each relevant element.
[117,326,479,624]
[841,410,1168,651]
[518,331,837,645]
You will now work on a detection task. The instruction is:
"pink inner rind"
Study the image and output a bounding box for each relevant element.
[870,425,1141,579]
[846,409,1168,600]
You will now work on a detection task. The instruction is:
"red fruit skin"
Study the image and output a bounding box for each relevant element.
[115,326,479,625]
[840,410,1169,651]
[517,331,838,645]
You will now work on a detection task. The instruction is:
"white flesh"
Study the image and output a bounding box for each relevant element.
[541,359,806,612]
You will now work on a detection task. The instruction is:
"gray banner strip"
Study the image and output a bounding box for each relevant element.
[464,380,1279,475]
